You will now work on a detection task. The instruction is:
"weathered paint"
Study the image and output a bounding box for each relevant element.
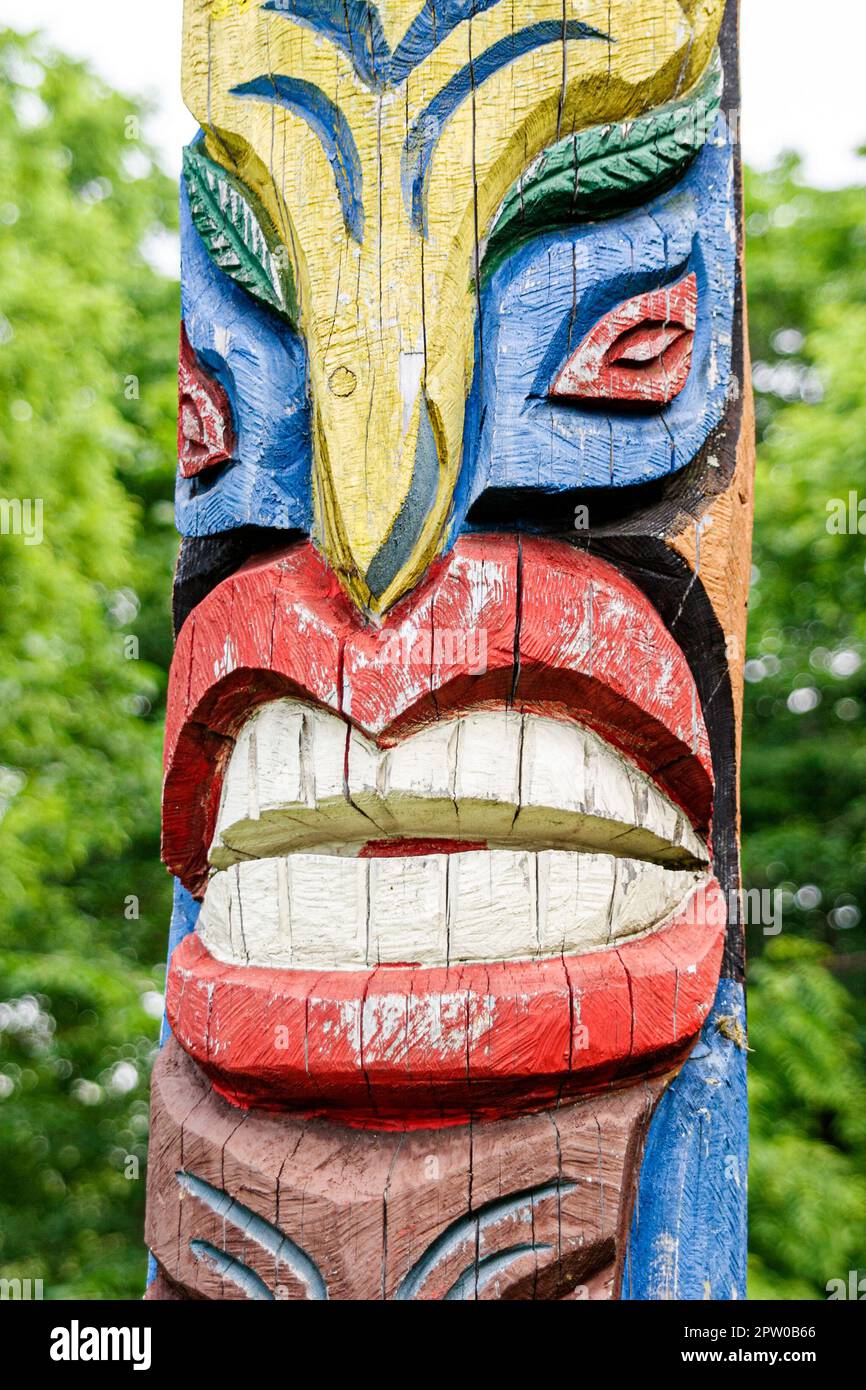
[176,183,312,536]
[180,0,728,610]
[624,977,748,1300]
[147,0,753,1301]
[208,700,707,871]
[161,538,713,896]
[147,1037,666,1299]
[458,139,735,510]
[165,890,725,1123]
[550,274,697,406]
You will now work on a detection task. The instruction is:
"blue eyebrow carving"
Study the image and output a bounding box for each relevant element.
[389,0,505,84]
[261,1,391,90]
[403,20,610,236]
[262,0,507,90]
[230,74,365,242]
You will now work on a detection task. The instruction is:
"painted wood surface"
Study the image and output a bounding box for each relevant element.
[178,0,729,610]
[147,1036,666,1299]
[146,0,753,1301]
[161,537,715,896]
[624,978,748,1300]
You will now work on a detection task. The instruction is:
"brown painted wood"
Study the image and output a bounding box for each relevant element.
[147,1038,667,1301]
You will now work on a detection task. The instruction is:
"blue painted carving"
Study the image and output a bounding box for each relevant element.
[229,76,364,242]
[389,0,506,86]
[403,21,609,234]
[453,137,735,520]
[261,1,391,90]
[244,20,608,239]
[394,1177,575,1300]
[365,391,441,599]
[160,880,200,1046]
[623,977,748,1300]
[263,0,528,92]
[176,180,312,538]
[168,1169,574,1299]
[178,1170,329,1300]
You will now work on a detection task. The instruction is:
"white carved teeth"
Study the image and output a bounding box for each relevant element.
[210,698,707,870]
[198,849,706,971]
[197,697,710,971]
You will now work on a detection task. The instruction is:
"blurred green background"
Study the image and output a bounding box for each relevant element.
[0,28,864,1299]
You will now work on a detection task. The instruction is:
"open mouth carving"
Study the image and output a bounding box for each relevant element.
[164,535,724,1125]
[201,699,708,971]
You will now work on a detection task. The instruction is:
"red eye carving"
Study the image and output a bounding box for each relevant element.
[550,272,697,406]
[178,322,236,478]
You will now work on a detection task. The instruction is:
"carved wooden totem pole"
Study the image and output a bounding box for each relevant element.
[146,0,753,1300]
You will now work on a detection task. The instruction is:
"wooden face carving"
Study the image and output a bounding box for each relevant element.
[148,0,752,1301]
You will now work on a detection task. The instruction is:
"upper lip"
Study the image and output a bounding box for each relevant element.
[163,535,713,897]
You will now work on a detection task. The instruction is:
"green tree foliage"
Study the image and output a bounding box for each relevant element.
[743,157,866,965]
[0,30,863,1300]
[748,939,866,1299]
[0,28,177,1297]
[743,158,866,1297]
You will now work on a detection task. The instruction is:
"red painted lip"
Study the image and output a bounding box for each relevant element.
[166,882,725,1128]
[162,535,718,1122]
[163,535,713,896]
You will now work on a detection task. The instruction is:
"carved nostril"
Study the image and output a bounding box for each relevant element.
[328,365,357,397]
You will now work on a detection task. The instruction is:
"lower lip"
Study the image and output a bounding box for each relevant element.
[166,877,724,1129]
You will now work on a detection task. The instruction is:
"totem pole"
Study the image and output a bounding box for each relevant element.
[147,0,752,1300]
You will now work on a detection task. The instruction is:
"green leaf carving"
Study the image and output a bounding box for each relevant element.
[482,50,724,282]
[183,143,297,322]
